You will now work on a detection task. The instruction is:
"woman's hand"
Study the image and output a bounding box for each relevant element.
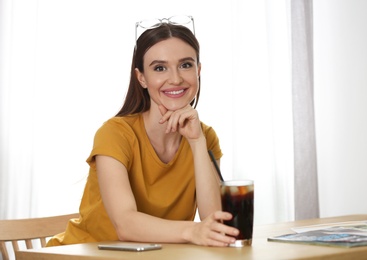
[184,211,239,246]
[158,104,203,141]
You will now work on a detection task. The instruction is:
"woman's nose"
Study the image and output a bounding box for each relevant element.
[168,69,183,85]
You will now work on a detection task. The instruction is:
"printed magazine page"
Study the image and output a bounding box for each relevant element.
[291,220,367,233]
[268,221,367,248]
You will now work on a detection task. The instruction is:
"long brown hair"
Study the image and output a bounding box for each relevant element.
[115,24,201,117]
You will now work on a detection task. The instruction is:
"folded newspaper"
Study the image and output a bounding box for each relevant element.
[268,220,367,248]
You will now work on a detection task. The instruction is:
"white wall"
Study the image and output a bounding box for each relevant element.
[314,0,367,217]
[1,0,293,224]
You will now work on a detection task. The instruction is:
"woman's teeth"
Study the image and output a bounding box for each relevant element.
[165,89,184,95]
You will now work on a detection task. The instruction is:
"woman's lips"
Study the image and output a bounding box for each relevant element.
[163,88,186,97]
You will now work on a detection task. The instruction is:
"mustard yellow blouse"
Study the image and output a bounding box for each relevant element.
[47,114,222,246]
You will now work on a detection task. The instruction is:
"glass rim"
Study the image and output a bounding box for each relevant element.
[135,15,195,46]
[221,180,254,186]
[136,15,194,29]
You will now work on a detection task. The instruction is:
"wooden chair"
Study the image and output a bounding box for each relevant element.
[0,213,79,260]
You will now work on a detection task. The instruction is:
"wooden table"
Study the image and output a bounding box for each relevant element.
[16,215,367,260]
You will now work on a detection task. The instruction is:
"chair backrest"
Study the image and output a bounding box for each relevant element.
[0,213,79,260]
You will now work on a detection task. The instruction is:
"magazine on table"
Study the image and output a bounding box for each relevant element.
[268,220,367,248]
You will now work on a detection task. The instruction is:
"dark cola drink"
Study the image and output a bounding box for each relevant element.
[221,180,254,247]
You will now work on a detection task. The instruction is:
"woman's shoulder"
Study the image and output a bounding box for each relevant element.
[200,121,222,155]
[105,114,141,125]
[94,114,142,138]
[99,114,141,130]
[200,121,217,135]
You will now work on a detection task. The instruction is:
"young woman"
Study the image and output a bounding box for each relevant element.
[47,16,239,247]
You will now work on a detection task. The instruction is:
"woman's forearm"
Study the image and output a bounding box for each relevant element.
[114,211,196,243]
[188,136,222,220]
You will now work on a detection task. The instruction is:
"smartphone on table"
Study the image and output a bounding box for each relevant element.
[98,243,162,252]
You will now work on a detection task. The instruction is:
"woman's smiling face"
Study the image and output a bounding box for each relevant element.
[135,37,201,112]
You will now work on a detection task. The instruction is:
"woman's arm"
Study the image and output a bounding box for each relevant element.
[158,104,223,220]
[96,155,238,246]
[188,136,222,220]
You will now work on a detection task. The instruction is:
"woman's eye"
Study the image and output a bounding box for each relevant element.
[181,62,193,69]
[154,65,166,72]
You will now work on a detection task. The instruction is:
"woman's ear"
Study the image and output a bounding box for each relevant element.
[135,68,147,88]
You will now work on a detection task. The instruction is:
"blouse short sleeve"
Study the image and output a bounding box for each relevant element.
[86,117,137,169]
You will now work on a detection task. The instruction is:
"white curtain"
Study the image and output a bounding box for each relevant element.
[0,0,316,227]
[291,0,319,220]
[229,0,294,224]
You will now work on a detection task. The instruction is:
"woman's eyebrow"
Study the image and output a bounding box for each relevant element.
[179,57,196,63]
[149,60,166,66]
[149,57,196,67]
